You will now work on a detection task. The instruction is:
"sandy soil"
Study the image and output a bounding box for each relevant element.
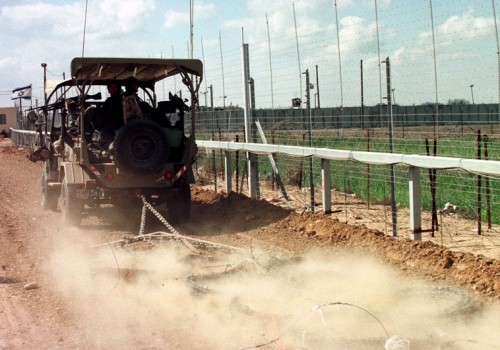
[1,138,500,349]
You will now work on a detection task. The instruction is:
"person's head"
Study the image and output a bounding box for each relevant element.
[124,77,139,94]
[107,81,121,96]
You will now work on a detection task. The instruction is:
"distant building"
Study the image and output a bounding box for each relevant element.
[0,107,17,134]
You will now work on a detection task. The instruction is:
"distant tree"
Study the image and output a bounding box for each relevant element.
[421,101,444,107]
[447,98,470,105]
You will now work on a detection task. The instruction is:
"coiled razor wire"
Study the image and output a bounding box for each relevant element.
[239,301,393,350]
[402,285,478,316]
[186,253,301,295]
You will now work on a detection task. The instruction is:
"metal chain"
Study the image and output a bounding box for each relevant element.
[139,195,180,236]
[139,200,147,235]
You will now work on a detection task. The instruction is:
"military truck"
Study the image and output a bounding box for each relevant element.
[29,57,203,227]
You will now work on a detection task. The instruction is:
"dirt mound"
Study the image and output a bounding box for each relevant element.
[190,188,290,234]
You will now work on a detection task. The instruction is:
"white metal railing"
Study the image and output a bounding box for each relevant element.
[197,140,500,177]
[11,128,500,177]
[197,140,499,240]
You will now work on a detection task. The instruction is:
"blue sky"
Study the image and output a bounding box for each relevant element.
[0,0,498,108]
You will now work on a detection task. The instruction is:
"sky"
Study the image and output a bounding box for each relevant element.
[0,0,499,109]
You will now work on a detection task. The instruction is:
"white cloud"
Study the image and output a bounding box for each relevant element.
[326,0,391,11]
[0,0,159,105]
[164,9,189,29]
[0,57,14,70]
[324,16,377,58]
[438,9,493,43]
[163,1,215,29]
[195,1,216,18]
[246,0,327,15]
[98,0,156,34]
[0,2,81,35]
[0,0,156,39]
[223,0,328,45]
[406,9,493,63]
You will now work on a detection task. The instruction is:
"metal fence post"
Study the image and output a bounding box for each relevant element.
[242,43,257,199]
[321,158,332,214]
[409,166,422,240]
[224,150,232,194]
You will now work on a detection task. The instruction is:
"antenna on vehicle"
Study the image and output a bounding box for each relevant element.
[81,0,89,59]
[189,0,194,58]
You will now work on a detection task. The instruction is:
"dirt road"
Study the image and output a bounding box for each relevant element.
[1,139,500,349]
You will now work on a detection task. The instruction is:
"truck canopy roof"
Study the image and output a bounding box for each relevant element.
[43,57,203,105]
[69,57,203,89]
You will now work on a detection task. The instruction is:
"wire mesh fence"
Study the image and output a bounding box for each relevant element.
[195,147,499,244]
[182,1,500,241]
[192,105,499,225]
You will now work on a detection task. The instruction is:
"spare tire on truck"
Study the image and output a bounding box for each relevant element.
[113,119,170,173]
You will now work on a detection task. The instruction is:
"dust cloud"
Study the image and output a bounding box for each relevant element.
[47,229,500,350]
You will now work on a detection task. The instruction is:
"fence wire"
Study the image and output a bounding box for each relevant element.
[195,132,499,243]
[188,1,499,239]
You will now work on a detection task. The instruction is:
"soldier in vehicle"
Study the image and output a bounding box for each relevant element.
[123,77,153,121]
[123,76,140,97]
[86,81,123,149]
[98,81,124,132]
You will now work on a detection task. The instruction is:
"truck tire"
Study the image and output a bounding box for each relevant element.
[41,168,59,211]
[60,178,83,226]
[165,185,192,224]
[113,119,170,173]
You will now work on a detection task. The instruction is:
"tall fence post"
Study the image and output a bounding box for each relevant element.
[384,56,398,237]
[224,150,232,194]
[304,69,315,212]
[484,135,492,230]
[249,77,260,199]
[476,130,482,235]
[209,85,217,192]
[321,159,332,214]
[242,42,257,199]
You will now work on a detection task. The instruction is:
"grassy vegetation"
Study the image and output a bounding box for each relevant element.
[197,130,499,225]
[311,134,498,223]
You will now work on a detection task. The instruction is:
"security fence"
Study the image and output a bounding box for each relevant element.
[9,126,500,245]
